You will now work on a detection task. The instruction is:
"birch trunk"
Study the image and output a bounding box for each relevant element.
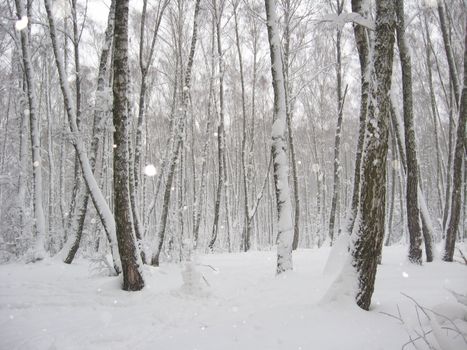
[265,0,294,274]
[112,0,145,290]
[15,0,47,261]
[62,0,116,264]
[43,0,121,274]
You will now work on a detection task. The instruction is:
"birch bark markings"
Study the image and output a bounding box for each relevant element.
[265,0,294,274]
[15,0,47,261]
[112,0,145,290]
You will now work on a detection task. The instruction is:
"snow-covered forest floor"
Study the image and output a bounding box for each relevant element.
[1,245,466,350]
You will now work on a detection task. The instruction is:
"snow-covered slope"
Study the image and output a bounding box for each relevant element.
[1,246,465,350]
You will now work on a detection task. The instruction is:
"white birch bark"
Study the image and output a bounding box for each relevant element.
[15,0,47,261]
[264,0,294,274]
[43,0,121,273]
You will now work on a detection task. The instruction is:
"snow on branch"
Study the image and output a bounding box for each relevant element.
[319,12,375,31]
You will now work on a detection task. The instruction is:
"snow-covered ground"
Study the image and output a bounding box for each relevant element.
[1,246,466,350]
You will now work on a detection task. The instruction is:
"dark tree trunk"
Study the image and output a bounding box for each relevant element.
[347,0,370,235]
[395,0,423,264]
[352,0,395,311]
[113,0,144,290]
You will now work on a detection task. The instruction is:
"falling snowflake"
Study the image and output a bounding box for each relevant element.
[143,164,157,177]
[33,161,40,167]
[402,272,409,278]
[15,16,28,31]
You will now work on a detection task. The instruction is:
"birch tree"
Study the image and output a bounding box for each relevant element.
[43,0,122,274]
[15,0,47,261]
[265,0,294,274]
[112,0,145,290]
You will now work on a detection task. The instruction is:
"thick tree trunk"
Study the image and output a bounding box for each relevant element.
[443,19,467,262]
[352,0,395,311]
[112,0,145,290]
[395,0,423,264]
[265,0,294,274]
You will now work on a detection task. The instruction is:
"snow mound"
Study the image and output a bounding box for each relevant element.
[322,232,350,277]
[432,301,467,322]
